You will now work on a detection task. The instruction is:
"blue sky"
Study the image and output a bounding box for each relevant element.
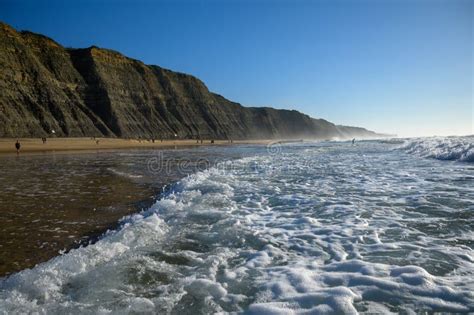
[1,0,472,136]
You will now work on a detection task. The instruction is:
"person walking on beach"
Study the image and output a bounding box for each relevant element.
[352,138,355,145]
[15,139,21,154]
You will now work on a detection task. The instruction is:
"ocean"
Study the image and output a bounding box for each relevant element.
[1,137,473,314]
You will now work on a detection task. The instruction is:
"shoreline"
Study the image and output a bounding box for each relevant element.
[0,137,273,156]
[0,140,266,277]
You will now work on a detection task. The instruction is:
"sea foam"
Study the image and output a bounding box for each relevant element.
[399,136,474,162]
[1,139,473,313]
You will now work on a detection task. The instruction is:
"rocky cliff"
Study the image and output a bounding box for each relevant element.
[0,22,380,139]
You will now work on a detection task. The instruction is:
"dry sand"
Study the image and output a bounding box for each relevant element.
[0,137,272,155]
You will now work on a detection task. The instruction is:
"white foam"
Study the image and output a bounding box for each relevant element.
[1,140,473,313]
[398,136,474,162]
[107,167,144,179]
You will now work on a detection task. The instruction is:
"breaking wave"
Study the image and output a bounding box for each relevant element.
[398,136,474,162]
[1,140,473,313]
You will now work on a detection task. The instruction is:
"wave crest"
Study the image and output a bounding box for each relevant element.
[399,136,474,162]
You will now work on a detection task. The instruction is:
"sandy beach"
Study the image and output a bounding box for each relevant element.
[0,142,256,276]
[0,137,272,155]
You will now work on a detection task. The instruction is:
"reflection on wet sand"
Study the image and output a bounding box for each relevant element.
[0,148,243,276]
[0,154,155,276]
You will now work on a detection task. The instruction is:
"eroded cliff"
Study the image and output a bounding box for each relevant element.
[0,22,379,139]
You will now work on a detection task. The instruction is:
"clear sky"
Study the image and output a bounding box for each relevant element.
[0,0,472,137]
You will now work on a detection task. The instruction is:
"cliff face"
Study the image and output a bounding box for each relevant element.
[0,22,379,139]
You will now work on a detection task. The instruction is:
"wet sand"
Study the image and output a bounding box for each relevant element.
[0,138,271,155]
[0,145,251,277]
[0,172,157,276]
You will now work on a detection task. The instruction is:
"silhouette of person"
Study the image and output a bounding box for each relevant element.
[352,138,355,145]
[15,139,21,154]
